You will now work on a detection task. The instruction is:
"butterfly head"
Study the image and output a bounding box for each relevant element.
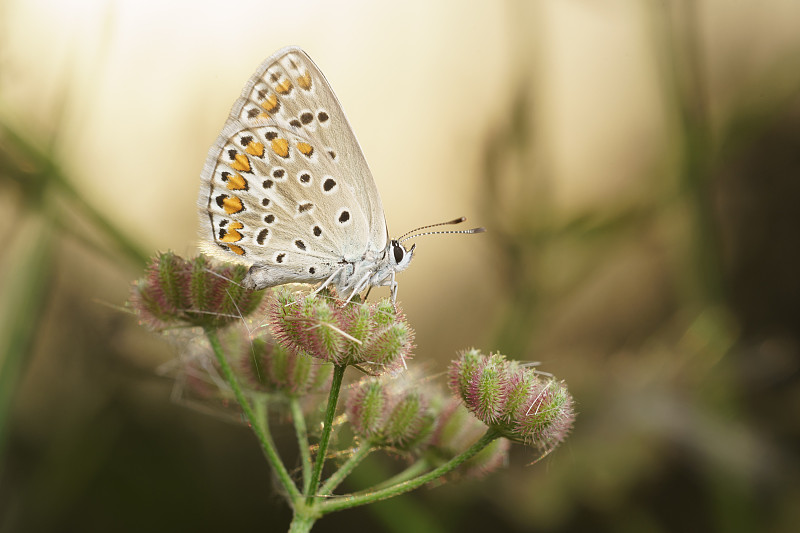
[385,217,484,282]
[389,240,416,273]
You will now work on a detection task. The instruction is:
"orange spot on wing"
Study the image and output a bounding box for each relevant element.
[275,78,292,94]
[271,138,289,158]
[297,71,312,90]
[296,142,314,157]
[222,196,244,215]
[245,141,265,157]
[227,244,245,256]
[220,221,244,242]
[231,153,251,172]
[226,173,248,190]
[260,93,278,113]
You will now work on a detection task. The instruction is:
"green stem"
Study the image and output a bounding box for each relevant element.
[290,397,312,493]
[319,443,373,496]
[306,364,346,503]
[253,395,269,431]
[288,509,318,533]
[371,458,430,490]
[204,328,301,503]
[318,428,500,514]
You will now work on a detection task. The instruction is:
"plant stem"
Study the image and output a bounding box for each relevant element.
[290,397,312,493]
[317,428,500,514]
[306,364,345,503]
[319,443,373,496]
[371,458,430,490]
[288,509,317,533]
[204,328,301,502]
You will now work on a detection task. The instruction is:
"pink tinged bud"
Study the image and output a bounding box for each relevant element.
[504,366,537,420]
[448,348,483,399]
[284,351,317,395]
[130,252,263,330]
[268,288,343,363]
[305,301,346,363]
[448,349,575,451]
[345,377,433,451]
[465,354,509,424]
[512,379,575,450]
[268,288,413,372]
[373,300,397,326]
[346,379,388,439]
[383,391,432,447]
[241,337,332,396]
[341,304,373,360]
[360,322,413,368]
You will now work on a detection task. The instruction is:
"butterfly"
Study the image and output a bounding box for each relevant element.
[198,46,483,303]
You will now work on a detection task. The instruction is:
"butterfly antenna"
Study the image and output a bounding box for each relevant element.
[397,217,485,244]
[395,217,466,241]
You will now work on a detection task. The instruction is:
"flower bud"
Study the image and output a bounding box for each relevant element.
[240,337,332,397]
[345,376,433,451]
[448,350,575,451]
[511,378,574,451]
[345,378,388,438]
[268,287,413,372]
[130,252,263,330]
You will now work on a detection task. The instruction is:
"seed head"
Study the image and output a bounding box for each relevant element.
[449,349,575,451]
[130,252,263,330]
[268,287,413,372]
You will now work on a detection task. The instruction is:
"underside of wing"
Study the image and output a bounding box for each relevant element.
[198,47,388,271]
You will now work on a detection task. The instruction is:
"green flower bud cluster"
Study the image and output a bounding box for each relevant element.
[130,252,263,330]
[268,287,413,372]
[449,349,574,451]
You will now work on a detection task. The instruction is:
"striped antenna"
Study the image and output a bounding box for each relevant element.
[397,217,485,244]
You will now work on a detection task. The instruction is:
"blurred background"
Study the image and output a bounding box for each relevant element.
[1,0,799,531]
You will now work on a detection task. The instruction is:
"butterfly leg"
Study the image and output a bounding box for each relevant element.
[313,265,346,296]
[388,271,398,306]
[344,272,372,304]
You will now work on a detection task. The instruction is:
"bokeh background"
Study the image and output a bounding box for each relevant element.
[2,0,799,531]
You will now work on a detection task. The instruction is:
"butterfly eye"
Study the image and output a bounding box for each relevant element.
[392,242,404,264]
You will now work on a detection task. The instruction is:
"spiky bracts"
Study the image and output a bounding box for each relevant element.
[268,287,413,372]
[130,252,263,330]
[344,376,433,451]
[449,349,575,451]
[239,336,332,397]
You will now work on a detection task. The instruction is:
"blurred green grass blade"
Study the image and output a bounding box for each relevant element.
[0,215,54,459]
[0,122,149,266]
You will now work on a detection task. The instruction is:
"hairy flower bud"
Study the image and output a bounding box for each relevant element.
[240,337,332,397]
[345,376,433,451]
[269,287,413,372]
[449,350,575,451]
[130,252,263,330]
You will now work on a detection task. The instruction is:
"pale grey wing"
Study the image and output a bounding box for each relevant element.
[198,116,356,281]
[229,46,388,255]
[198,47,388,287]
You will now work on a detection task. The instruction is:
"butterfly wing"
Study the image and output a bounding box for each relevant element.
[198,46,389,283]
